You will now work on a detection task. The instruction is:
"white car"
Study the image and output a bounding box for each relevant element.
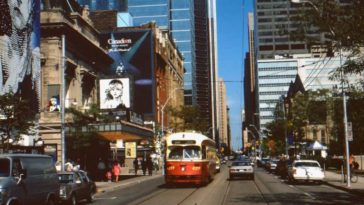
[229,161,254,180]
[288,160,325,183]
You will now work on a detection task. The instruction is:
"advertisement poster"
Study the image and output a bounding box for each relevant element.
[100,30,154,115]
[0,0,41,111]
[100,78,130,109]
[125,142,136,159]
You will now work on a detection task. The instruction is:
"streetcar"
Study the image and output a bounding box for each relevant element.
[164,131,217,186]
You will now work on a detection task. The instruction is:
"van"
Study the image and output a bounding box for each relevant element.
[0,154,60,205]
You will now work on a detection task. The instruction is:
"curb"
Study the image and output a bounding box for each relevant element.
[96,175,163,193]
[324,181,363,197]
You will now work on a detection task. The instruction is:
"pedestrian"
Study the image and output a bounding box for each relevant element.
[97,158,106,181]
[349,154,355,174]
[141,158,147,175]
[133,158,139,175]
[106,169,112,182]
[112,161,121,182]
[147,157,153,176]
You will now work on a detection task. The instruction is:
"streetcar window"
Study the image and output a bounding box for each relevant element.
[184,146,201,159]
[169,147,183,159]
[168,146,201,160]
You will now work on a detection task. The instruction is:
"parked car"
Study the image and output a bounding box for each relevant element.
[229,161,254,180]
[267,159,279,173]
[257,157,270,168]
[287,160,325,184]
[0,154,60,205]
[58,170,96,205]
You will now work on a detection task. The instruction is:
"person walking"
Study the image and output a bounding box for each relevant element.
[147,157,153,176]
[141,158,147,176]
[133,158,139,175]
[97,158,106,181]
[112,161,121,182]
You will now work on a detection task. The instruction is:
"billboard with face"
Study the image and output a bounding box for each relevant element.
[100,78,130,109]
[100,30,154,115]
[0,0,41,110]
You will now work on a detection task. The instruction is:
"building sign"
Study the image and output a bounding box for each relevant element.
[100,30,154,115]
[99,78,130,109]
[125,142,136,158]
[128,110,144,126]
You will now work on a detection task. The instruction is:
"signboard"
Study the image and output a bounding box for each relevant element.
[99,78,130,109]
[347,122,353,141]
[125,142,136,158]
[100,30,154,115]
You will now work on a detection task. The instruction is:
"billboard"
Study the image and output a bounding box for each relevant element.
[0,0,41,110]
[100,30,154,115]
[99,78,130,109]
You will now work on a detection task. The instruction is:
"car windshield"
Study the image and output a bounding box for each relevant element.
[232,161,250,166]
[0,159,10,177]
[58,174,74,183]
[168,146,201,160]
[295,162,320,168]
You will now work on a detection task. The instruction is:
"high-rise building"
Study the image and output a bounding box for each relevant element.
[217,78,228,147]
[255,0,322,60]
[77,0,219,140]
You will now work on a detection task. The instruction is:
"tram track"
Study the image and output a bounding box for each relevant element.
[130,185,200,205]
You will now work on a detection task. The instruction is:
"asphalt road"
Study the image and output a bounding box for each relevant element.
[90,165,364,205]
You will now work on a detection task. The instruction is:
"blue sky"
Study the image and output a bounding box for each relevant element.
[216,0,254,151]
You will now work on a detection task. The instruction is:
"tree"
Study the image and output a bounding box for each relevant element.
[167,105,210,134]
[0,91,36,152]
[291,0,364,79]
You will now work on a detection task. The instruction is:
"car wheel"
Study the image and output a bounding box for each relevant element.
[69,194,77,205]
[251,174,255,180]
[229,175,233,180]
[87,191,94,203]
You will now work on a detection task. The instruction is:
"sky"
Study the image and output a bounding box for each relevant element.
[216,0,254,151]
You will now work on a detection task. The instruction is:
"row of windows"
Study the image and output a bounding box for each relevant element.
[259,83,291,87]
[258,66,297,71]
[259,75,296,80]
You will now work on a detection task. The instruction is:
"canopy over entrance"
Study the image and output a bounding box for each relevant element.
[306,141,327,150]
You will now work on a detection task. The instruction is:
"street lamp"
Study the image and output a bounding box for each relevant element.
[291,0,351,187]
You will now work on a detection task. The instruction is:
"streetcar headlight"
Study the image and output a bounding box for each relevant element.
[167,165,175,171]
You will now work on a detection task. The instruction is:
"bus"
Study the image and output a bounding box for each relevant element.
[165,132,217,186]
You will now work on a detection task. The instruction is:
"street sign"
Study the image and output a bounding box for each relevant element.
[347,122,353,141]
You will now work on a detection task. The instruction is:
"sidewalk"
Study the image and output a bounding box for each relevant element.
[324,170,364,196]
[95,169,163,193]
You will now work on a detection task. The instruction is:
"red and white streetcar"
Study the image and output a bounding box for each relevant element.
[164,131,217,186]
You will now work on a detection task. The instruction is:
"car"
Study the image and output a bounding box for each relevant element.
[267,159,280,173]
[287,160,325,184]
[257,157,270,168]
[58,170,96,205]
[229,161,254,180]
[0,154,60,205]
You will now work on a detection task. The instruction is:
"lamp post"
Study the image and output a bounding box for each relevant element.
[160,87,183,175]
[291,0,351,187]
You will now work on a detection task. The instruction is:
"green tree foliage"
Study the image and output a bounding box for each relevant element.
[291,0,364,77]
[168,105,209,134]
[0,91,36,151]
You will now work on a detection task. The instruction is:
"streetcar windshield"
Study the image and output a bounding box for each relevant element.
[168,146,201,160]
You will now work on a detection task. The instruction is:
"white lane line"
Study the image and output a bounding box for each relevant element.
[94,197,117,200]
